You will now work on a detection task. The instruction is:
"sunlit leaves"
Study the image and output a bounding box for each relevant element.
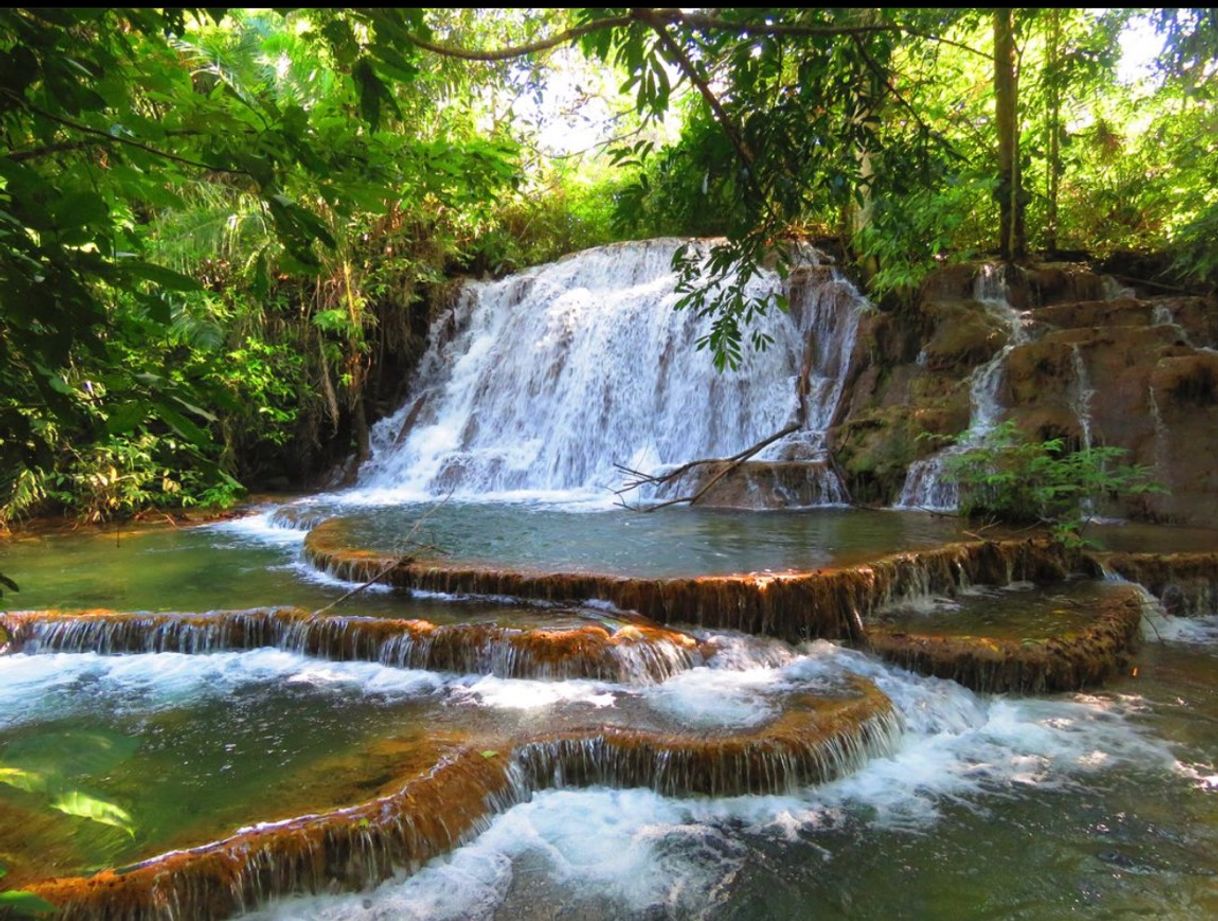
[50,791,137,838]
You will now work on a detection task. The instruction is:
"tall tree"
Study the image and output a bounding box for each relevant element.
[994,8,1026,259]
[1043,8,1063,255]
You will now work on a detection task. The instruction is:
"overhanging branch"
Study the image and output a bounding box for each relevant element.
[402,10,991,64]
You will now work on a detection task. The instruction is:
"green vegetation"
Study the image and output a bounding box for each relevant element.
[945,422,1165,545]
[1,9,1214,522]
[0,866,54,919]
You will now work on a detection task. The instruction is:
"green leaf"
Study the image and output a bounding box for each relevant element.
[49,790,136,837]
[50,191,110,230]
[153,401,210,446]
[123,261,202,292]
[104,401,148,436]
[0,890,57,917]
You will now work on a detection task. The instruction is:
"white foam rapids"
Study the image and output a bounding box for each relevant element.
[349,239,870,504]
[242,640,1174,921]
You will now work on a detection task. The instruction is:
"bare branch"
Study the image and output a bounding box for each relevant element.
[3,92,248,175]
[635,9,755,167]
[312,490,453,615]
[401,10,990,64]
[614,421,800,511]
[403,16,632,61]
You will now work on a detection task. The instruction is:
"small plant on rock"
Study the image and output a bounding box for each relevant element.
[944,421,1166,546]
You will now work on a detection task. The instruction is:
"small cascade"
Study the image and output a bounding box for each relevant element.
[302,518,1090,643]
[1100,550,1218,617]
[897,265,1028,511]
[30,748,524,921]
[1148,386,1172,490]
[1150,300,1218,356]
[866,582,1145,693]
[1070,344,1096,451]
[1101,274,1136,300]
[28,677,899,920]
[513,679,900,797]
[0,609,702,684]
[354,240,870,503]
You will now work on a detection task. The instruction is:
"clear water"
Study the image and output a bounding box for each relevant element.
[251,639,1218,921]
[0,520,603,625]
[304,503,974,576]
[874,579,1120,641]
[4,510,1218,919]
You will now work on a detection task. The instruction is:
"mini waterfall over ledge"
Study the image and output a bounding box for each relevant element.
[354,239,870,503]
[896,264,1028,512]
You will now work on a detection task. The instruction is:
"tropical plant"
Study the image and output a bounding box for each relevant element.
[0,865,54,918]
[944,421,1165,545]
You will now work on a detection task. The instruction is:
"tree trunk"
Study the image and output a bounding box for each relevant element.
[1044,8,1062,255]
[994,9,1026,260]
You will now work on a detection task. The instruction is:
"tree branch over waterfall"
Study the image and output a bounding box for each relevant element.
[613,422,800,511]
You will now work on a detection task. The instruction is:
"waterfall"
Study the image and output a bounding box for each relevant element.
[897,265,1028,511]
[1071,344,1096,452]
[353,239,869,502]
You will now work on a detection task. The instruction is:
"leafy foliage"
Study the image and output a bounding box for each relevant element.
[0,9,626,525]
[944,422,1166,545]
[0,865,54,919]
[1,8,1213,522]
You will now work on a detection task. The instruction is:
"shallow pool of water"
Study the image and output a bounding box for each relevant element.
[874,578,1120,640]
[305,503,975,576]
[4,504,1218,919]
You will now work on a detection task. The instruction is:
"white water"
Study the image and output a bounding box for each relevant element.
[0,650,447,728]
[1071,343,1096,452]
[896,265,1028,511]
[246,640,1174,921]
[348,240,869,505]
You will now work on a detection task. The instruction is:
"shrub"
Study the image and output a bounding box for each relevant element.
[944,421,1165,545]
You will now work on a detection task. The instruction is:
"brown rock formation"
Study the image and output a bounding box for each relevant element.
[304,521,1090,643]
[25,679,897,920]
[830,258,1218,522]
[865,582,1144,693]
[0,608,701,684]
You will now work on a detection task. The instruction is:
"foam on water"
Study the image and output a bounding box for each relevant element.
[641,665,781,729]
[449,674,618,711]
[346,239,869,505]
[1146,612,1218,645]
[0,650,446,728]
[243,642,1175,921]
[209,508,311,545]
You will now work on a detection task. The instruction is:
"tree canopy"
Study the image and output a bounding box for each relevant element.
[1,7,1214,524]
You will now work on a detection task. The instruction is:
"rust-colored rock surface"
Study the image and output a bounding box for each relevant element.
[865,582,1144,693]
[304,521,1090,642]
[25,679,897,920]
[0,607,701,683]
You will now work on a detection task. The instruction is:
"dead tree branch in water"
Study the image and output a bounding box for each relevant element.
[312,491,452,615]
[613,422,800,512]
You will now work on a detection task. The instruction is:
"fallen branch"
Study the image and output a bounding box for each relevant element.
[312,491,452,615]
[613,422,800,512]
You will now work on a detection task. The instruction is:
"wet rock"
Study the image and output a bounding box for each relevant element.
[864,583,1144,694]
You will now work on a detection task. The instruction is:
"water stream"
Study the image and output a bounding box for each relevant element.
[5,243,1218,919]
[896,265,1028,511]
[353,240,869,506]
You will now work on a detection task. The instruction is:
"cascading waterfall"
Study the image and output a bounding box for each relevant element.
[897,265,1027,511]
[353,239,869,502]
[1070,343,1096,452]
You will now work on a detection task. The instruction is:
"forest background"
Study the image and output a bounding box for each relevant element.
[1,7,1214,528]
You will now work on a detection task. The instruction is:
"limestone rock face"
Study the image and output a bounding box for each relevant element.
[828,260,1218,524]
